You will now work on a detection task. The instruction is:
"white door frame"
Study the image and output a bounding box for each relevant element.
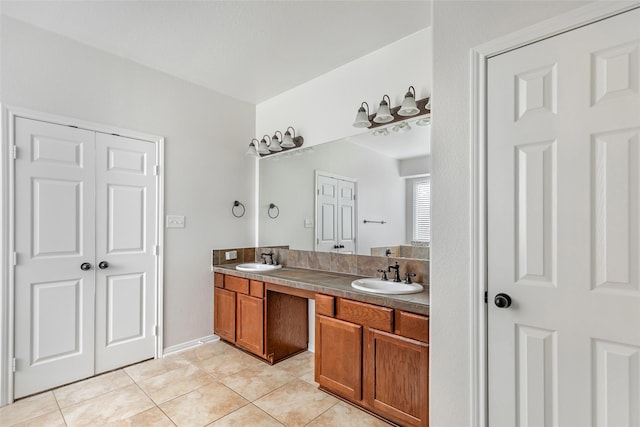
[469,2,640,426]
[0,106,165,405]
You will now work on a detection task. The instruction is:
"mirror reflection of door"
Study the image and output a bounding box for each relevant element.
[315,171,357,253]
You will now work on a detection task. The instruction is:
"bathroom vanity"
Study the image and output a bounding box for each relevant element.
[212,264,429,427]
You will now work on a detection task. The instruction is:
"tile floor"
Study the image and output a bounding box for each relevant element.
[0,341,390,426]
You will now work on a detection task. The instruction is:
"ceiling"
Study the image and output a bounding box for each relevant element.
[0,0,431,104]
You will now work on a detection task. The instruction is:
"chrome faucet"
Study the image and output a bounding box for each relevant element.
[261,252,274,265]
[388,262,401,282]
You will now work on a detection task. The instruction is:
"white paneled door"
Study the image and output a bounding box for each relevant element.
[487,8,640,426]
[315,173,356,254]
[14,118,158,398]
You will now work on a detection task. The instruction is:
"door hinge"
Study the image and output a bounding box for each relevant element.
[12,146,17,159]
[12,358,16,372]
[153,325,158,336]
[154,165,159,176]
[154,245,159,256]
[484,291,488,304]
[13,252,17,266]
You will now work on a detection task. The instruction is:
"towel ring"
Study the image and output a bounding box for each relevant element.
[232,200,245,218]
[268,203,279,219]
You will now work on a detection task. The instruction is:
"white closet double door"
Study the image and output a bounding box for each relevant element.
[14,117,158,398]
[315,173,356,254]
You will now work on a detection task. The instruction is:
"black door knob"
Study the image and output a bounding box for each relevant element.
[98,261,109,269]
[494,293,512,308]
[80,262,92,271]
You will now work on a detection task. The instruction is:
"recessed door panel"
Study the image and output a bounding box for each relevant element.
[32,136,82,167]
[31,279,83,364]
[108,147,146,175]
[592,128,639,293]
[106,273,145,346]
[32,178,82,258]
[107,185,145,254]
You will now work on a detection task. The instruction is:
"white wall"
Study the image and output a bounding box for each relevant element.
[430,2,590,426]
[256,28,432,148]
[0,16,256,349]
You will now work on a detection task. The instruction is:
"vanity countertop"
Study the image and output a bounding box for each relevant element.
[213,264,429,315]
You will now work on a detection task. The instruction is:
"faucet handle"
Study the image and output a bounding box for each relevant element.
[376,269,388,281]
[404,272,417,284]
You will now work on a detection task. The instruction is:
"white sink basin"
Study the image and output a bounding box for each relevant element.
[351,278,423,295]
[235,262,282,272]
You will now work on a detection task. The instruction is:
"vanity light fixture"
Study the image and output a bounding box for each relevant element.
[373,95,393,124]
[351,87,430,130]
[397,86,420,116]
[269,131,283,152]
[257,135,271,155]
[352,102,372,128]
[248,127,304,158]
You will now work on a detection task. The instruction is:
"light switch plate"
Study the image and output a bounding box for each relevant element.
[304,219,314,228]
[225,250,238,260]
[166,215,185,228]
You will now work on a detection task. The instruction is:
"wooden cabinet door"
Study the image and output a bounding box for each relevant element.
[315,315,362,401]
[236,294,264,356]
[214,288,236,342]
[365,328,429,427]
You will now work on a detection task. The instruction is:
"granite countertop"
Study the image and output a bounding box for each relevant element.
[213,264,429,315]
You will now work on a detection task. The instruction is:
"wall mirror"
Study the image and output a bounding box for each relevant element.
[258,119,430,260]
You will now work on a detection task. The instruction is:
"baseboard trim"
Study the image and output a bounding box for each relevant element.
[162,334,219,357]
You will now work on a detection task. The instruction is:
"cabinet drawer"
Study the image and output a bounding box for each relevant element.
[395,311,429,343]
[315,294,335,317]
[214,273,224,288]
[250,280,264,298]
[224,275,249,294]
[337,298,393,332]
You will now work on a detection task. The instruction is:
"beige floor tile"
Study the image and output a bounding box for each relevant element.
[0,391,58,426]
[220,364,296,401]
[110,406,175,426]
[191,348,263,379]
[160,381,248,426]
[179,340,233,363]
[254,379,338,427]
[273,351,314,379]
[306,402,391,426]
[208,404,283,426]
[298,371,318,386]
[61,384,154,426]
[137,363,215,404]
[54,369,133,408]
[11,409,65,427]
[124,354,192,382]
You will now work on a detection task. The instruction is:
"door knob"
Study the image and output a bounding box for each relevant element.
[98,261,109,269]
[80,262,92,271]
[494,293,512,308]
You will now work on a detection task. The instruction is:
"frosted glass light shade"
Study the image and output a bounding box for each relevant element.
[281,130,296,148]
[269,134,283,152]
[373,96,393,123]
[257,138,270,154]
[353,106,371,128]
[415,113,431,126]
[246,143,258,156]
[398,94,419,116]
